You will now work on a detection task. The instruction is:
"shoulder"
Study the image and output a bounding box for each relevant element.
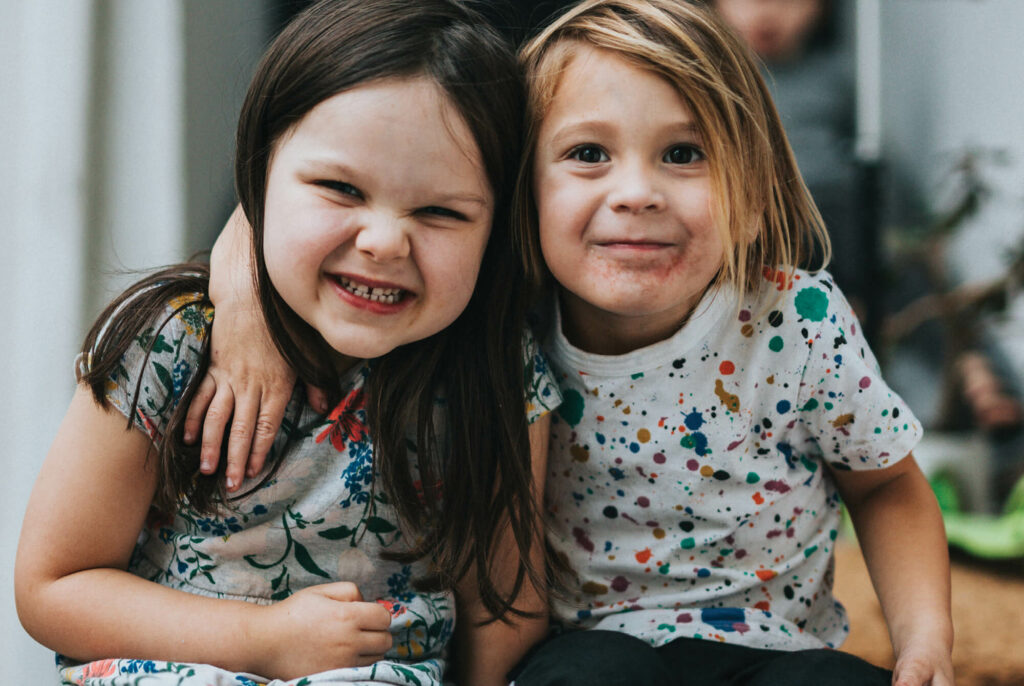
[82,281,213,442]
[522,326,562,422]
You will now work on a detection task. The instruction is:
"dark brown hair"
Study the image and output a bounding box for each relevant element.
[81,0,538,621]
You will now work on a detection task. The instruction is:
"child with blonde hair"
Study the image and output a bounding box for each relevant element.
[191,2,954,685]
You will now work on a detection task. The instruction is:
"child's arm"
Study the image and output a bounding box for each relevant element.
[184,207,324,490]
[453,415,551,686]
[15,387,391,679]
[832,454,954,686]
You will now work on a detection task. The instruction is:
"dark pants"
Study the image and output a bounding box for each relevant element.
[509,630,893,686]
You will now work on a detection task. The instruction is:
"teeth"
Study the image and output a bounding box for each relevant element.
[339,276,404,304]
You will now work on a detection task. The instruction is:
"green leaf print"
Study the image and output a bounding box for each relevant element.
[151,333,175,354]
[366,517,397,534]
[153,362,174,394]
[318,524,355,540]
[293,540,330,578]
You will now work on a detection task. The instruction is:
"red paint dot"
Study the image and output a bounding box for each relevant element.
[738,310,751,322]
[859,376,871,389]
[719,361,735,375]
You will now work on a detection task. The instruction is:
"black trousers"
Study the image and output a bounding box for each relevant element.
[509,630,893,686]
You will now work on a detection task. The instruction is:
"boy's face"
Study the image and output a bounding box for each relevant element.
[532,44,724,355]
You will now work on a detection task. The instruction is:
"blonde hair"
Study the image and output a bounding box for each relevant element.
[513,0,830,298]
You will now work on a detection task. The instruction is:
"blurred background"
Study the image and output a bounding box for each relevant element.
[2,0,1023,682]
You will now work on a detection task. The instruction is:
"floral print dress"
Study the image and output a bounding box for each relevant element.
[60,294,560,686]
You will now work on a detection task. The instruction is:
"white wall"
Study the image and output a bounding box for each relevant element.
[1,2,266,680]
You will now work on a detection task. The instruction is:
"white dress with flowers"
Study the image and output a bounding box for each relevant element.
[59,294,560,686]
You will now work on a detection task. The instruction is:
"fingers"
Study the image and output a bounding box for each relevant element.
[246,389,291,478]
[305,383,330,415]
[225,389,261,490]
[199,381,235,480]
[184,375,218,445]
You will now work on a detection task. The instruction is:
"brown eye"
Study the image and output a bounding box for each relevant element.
[570,145,608,164]
[664,145,704,165]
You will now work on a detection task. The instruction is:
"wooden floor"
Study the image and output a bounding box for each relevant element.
[834,540,1024,685]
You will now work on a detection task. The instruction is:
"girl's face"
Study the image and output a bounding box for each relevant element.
[263,77,493,367]
[533,44,724,355]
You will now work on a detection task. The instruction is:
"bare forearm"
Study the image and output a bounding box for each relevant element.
[845,465,952,654]
[20,568,266,673]
[209,205,256,309]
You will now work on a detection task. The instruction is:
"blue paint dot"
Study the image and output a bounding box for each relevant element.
[596,433,606,445]
[629,442,640,453]
[684,409,704,431]
[776,400,791,414]
[697,568,711,578]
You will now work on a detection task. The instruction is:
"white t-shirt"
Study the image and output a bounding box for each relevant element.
[544,269,921,651]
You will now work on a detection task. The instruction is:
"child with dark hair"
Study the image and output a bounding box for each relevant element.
[14,2,558,684]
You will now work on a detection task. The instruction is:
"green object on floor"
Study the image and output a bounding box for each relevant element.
[937,471,1024,560]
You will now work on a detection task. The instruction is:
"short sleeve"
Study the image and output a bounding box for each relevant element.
[523,327,562,423]
[80,294,212,444]
[793,278,922,471]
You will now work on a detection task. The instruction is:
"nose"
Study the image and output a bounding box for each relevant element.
[354,214,410,262]
[606,161,666,214]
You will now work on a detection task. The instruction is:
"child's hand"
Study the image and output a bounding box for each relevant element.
[252,581,393,679]
[183,207,327,490]
[183,304,298,490]
[892,638,955,686]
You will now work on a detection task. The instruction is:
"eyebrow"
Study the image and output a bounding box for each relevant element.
[546,120,702,144]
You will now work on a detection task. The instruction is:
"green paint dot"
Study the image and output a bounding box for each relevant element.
[800,456,818,473]
[794,286,829,322]
[801,398,819,411]
[881,409,889,416]
[659,563,671,574]
[830,529,838,540]
[769,336,784,352]
[558,389,585,427]
[824,402,833,410]
[746,472,760,484]
[803,545,819,558]
[681,435,695,449]
[631,372,644,379]
[681,537,695,549]
[874,427,882,434]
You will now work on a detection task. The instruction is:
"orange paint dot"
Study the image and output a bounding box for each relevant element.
[755,569,777,581]
[752,492,764,505]
[596,415,605,422]
[754,601,771,611]
[719,360,735,375]
[635,548,653,564]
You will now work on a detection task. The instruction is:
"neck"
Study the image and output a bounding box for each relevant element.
[558,289,696,356]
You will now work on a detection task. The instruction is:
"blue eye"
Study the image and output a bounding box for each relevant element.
[570,145,609,164]
[663,145,704,165]
[316,180,363,198]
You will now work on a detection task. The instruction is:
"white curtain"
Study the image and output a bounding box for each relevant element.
[0,1,264,679]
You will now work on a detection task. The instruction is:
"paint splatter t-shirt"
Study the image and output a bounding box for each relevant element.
[544,269,921,651]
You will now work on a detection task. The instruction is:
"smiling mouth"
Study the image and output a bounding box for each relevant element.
[333,275,408,305]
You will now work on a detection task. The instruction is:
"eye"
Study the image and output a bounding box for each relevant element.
[663,144,704,165]
[569,145,609,164]
[315,180,363,198]
[419,206,469,222]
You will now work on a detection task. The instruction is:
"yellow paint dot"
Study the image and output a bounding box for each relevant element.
[637,428,651,443]
[653,528,665,539]
[700,465,714,477]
